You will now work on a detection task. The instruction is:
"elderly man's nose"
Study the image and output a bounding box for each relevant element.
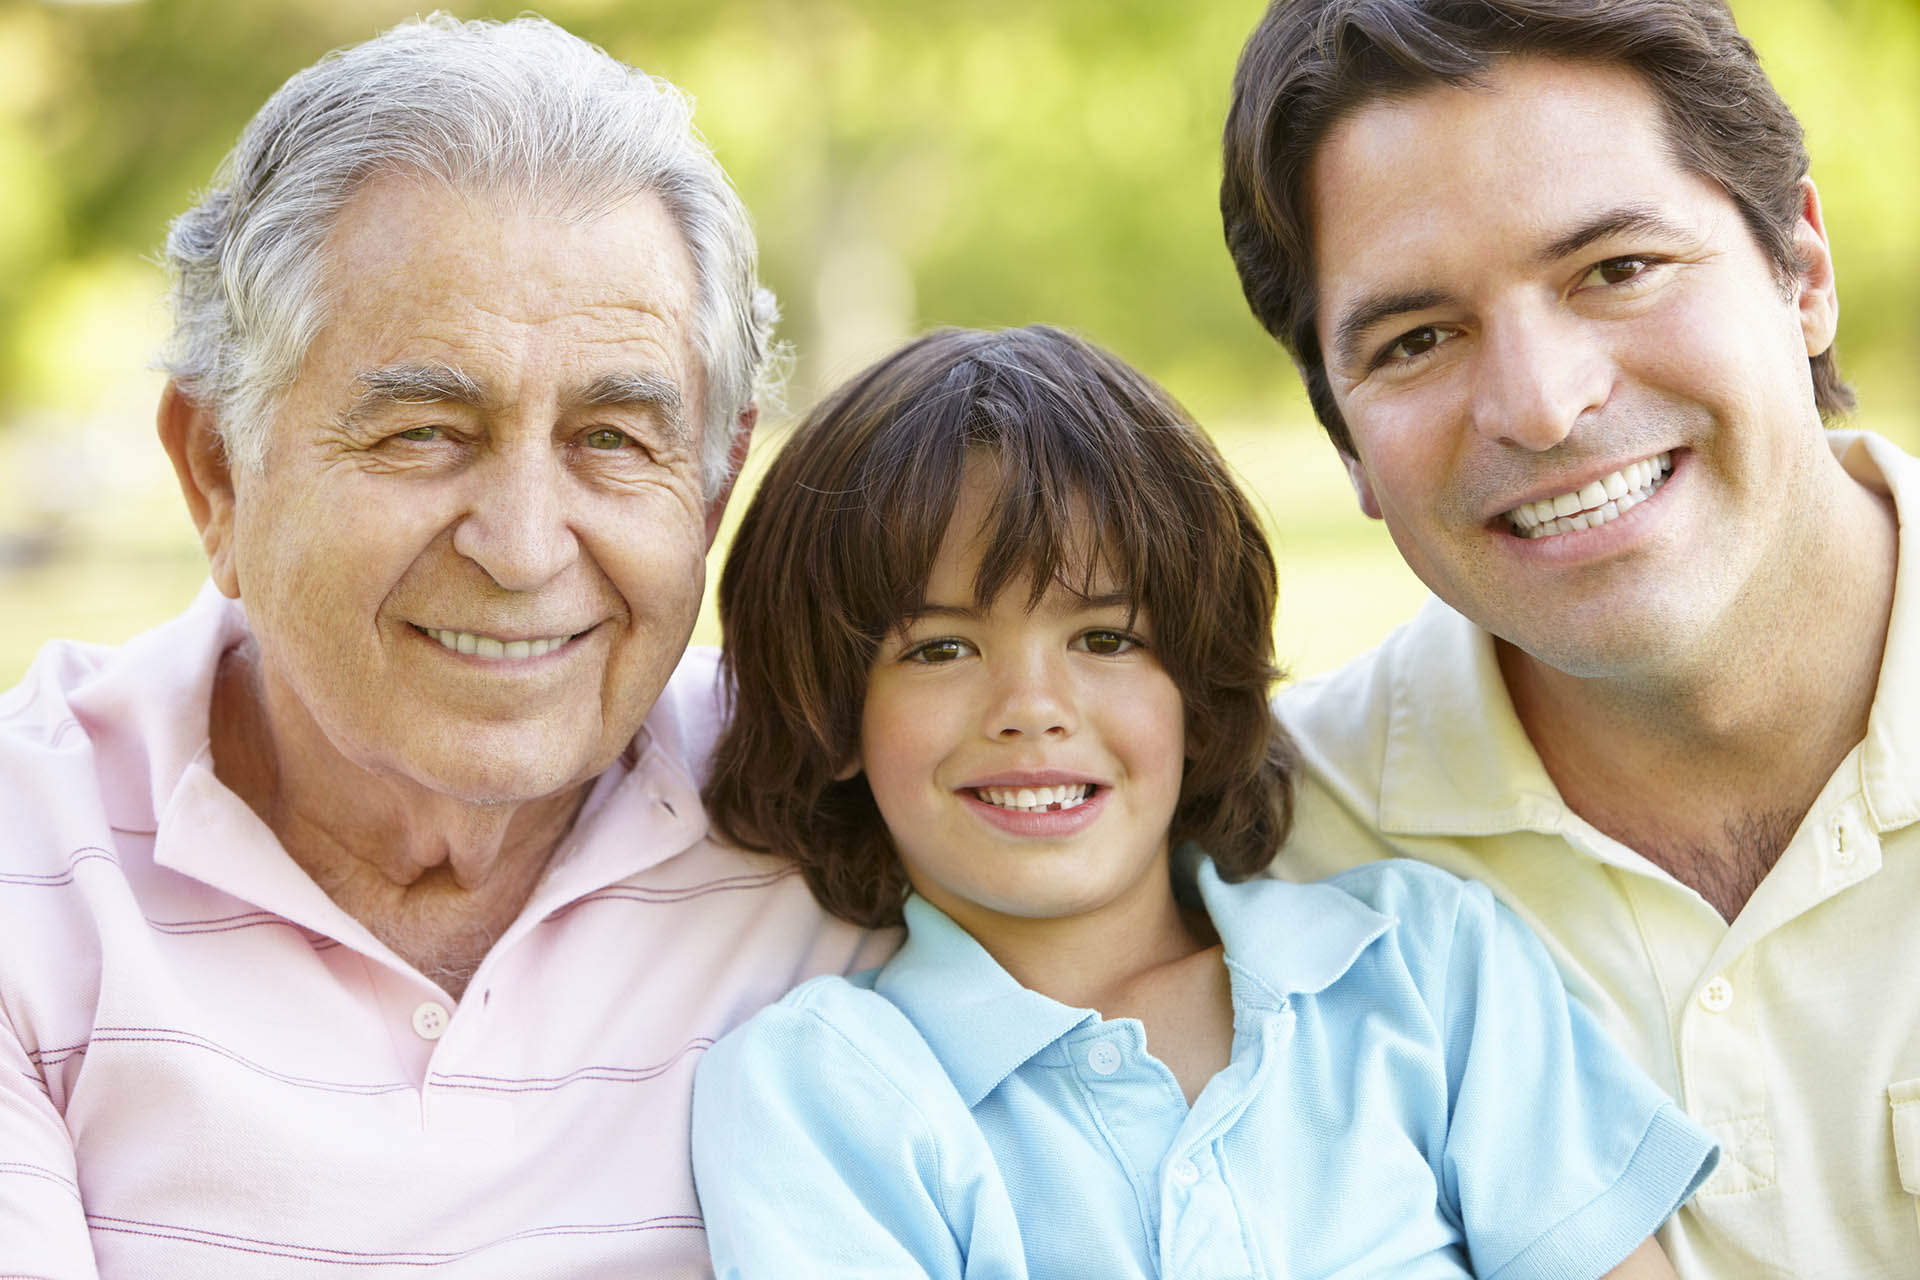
[450,453,580,590]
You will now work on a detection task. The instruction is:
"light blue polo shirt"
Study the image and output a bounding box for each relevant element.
[693,857,1717,1279]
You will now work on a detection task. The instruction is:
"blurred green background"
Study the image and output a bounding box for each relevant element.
[2,0,1915,686]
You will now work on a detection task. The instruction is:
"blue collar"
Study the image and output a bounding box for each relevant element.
[873,853,1394,1108]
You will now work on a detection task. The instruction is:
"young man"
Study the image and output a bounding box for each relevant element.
[1222,1,1914,1275]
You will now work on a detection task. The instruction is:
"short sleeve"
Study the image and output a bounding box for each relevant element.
[0,1004,99,1279]
[691,978,1028,1280]
[1426,874,1717,1279]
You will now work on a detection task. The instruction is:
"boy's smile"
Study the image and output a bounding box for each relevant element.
[853,461,1188,945]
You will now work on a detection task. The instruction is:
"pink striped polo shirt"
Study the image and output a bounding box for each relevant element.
[0,586,892,1277]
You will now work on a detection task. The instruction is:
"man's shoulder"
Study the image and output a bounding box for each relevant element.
[0,590,237,858]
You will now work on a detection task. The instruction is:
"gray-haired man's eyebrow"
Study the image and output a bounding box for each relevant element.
[571,371,689,443]
[346,363,491,424]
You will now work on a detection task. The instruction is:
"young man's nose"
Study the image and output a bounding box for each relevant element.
[1468,313,1611,452]
[450,444,582,591]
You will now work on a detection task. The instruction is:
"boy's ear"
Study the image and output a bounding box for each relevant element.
[833,751,863,782]
[157,381,242,598]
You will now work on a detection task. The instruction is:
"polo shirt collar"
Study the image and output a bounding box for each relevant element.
[875,857,1396,1106]
[1194,856,1391,1000]
[875,896,1098,1108]
[1834,432,1920,833]
[1374,596,1565,837]
[1370,430,1920,843]
[70,582,710,944]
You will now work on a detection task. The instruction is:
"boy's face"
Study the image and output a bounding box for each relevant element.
[851,462,1187,942]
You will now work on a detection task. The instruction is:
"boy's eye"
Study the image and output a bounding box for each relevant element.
[904,637,974,664]
[1077,629,1140,656]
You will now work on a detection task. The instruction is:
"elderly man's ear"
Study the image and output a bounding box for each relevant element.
[704,403,759,548]
[157,382,242,599]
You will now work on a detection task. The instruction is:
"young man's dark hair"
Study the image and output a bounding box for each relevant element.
[1220,0,1852,456]
[706,324,1296,927]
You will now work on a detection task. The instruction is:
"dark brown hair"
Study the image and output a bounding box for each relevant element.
[705,325,1296,928]
[1221,0,1853,456]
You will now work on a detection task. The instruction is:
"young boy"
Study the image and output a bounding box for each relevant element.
[693,325,1715,1277]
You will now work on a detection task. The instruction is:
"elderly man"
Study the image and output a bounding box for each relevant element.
[1222,0,1913,1275]
[0,16,882,1277]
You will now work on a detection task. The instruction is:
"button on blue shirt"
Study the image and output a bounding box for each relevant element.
[693,858,1717,1278]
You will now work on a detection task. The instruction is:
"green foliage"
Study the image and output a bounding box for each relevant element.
[2,0,1913,424]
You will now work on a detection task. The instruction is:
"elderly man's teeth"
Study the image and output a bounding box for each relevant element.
[425,628,571,659]
[1507,452,1673,538]
[975,784,1095,812]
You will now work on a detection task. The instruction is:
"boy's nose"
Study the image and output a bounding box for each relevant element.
[988,653,1077,740]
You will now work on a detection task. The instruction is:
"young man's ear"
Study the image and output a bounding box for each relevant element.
[157,382,242,598]
[1791,176,1839,358]
[1341,449,1384,520]
[704,403,759,547]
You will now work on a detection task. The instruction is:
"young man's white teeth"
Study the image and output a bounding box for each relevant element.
[1508,450,1674,537]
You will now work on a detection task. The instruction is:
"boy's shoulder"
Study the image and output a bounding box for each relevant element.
[707,970,952,1097]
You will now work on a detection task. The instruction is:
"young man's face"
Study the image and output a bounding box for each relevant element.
[1310,56,1839,680]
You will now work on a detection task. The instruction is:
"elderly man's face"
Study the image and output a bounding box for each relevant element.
[214,174,718,805]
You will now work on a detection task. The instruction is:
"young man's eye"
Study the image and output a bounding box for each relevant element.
[1077,629,1140,656]
[1376,324,1452,367]
[1582,256,1655,288]
[904,637,973,664]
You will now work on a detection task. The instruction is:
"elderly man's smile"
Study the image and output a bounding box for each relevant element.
[414,622,595,661]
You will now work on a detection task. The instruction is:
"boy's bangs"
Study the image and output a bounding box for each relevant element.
[850,348,1164,633]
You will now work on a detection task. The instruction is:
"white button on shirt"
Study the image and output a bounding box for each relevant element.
[1169,1158,1201,1187]
[412,1001,451,1040]
[1086,1042,1121,1076]
[1697,978,1734,1014]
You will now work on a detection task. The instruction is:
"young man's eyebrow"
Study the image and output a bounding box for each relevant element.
[1330,288,1452,373]
[1534,203,1695,266]
[1328,205,1697,373]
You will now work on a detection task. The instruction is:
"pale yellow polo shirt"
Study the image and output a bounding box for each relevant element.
[1273,431,1920,1279]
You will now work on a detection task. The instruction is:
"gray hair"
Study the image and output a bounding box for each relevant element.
[161,13,778,498]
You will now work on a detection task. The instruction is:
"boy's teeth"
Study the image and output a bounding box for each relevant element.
[975,784,1095,813]
[1506,451,1673,539]
[425,628,572,660]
